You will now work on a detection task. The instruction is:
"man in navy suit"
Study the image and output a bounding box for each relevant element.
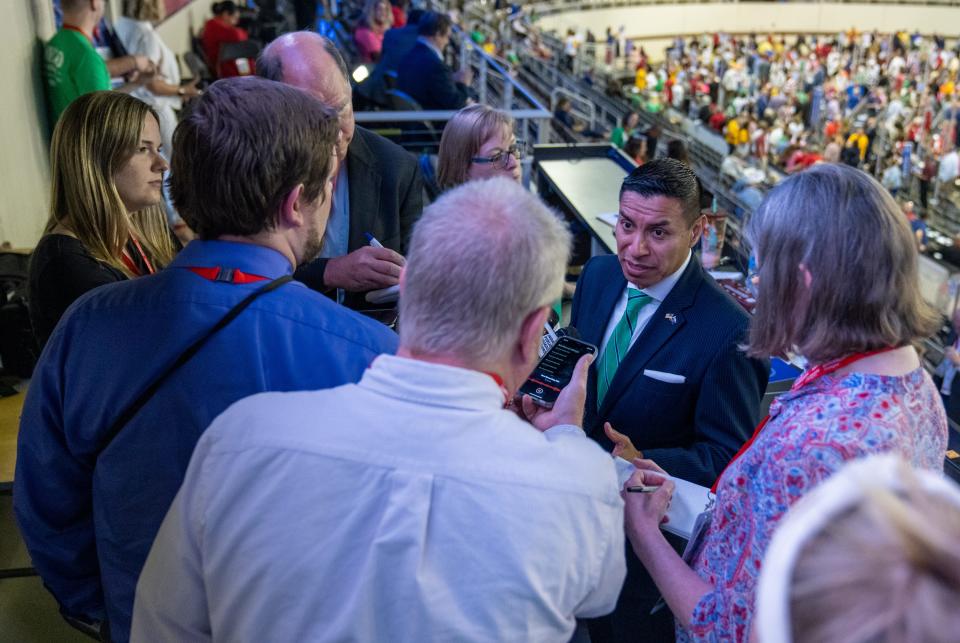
[396,12,471,110]
[570,159,768,642]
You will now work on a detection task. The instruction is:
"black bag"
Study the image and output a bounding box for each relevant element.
[0,252,39,378]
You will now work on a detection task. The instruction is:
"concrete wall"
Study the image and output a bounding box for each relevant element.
[0,1,55,248]
[538,2,960,44]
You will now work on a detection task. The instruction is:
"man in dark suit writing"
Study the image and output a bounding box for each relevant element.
[570,158,768,642]
[259,32,424,310]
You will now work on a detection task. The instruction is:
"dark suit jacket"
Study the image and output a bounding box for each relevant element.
[294,126,423,309]
[573,254,768,643]
[396,41,468,110]
[571,254,768,487]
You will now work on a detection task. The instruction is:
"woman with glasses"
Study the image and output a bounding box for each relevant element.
[437,105,524,190]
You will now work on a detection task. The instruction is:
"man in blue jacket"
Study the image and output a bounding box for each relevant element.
[396,12,471,110]
[14,77,398,643]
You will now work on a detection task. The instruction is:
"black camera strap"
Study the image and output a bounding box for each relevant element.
[97,274,293,454]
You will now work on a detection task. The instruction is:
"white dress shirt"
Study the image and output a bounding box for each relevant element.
[599,251,691,356]
[132,355,625,643]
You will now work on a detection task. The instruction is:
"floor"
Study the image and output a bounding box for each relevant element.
[0,493,90,641]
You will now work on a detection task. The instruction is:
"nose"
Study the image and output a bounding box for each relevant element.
[153,151,169,174]
[628,232,649,257]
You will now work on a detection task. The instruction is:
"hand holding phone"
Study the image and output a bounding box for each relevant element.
[517,340,596,431]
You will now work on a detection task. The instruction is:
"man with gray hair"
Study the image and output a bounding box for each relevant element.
[258,32,423,311]
[132,178,627,641]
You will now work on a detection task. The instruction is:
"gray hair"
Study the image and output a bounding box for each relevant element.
[745,163,939,363]
[399,178,571,361]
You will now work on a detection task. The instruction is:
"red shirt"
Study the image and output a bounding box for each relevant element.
[202,18,253,78]
[391,6,406,27]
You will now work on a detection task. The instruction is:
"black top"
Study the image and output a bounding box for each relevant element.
[29,234,126,348]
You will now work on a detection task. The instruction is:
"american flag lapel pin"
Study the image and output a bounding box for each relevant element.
[665,313,677,325]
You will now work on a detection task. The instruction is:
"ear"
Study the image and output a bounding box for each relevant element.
[278,184,306,229]
[689,214,706,248]
[518,306,549,365]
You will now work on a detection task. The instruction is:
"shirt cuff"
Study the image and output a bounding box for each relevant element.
[614,456,635,488]
[543,424,584,441]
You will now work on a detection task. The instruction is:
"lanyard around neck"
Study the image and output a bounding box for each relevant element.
[710,346,899,494]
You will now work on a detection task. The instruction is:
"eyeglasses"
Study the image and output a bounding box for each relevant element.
[471,141,526,169]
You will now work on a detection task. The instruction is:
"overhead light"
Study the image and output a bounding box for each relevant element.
[352,65,370,83]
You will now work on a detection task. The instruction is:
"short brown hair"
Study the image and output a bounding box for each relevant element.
[170,77,338,239]
[746,163,939,362]
[437,105,514,190]
[620,158,701,225]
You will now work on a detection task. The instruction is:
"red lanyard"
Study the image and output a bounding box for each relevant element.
[483,371,510,407]
[710,346,898,493]
[184,266,271,284]
[121,236,156,276]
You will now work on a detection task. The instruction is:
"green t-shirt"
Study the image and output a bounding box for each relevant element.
[45,28,111,124]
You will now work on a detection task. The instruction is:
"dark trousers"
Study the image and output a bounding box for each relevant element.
[585,533,686,643]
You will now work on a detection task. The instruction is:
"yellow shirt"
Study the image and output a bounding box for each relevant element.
[635,67,647,90]
[847,132,868,160]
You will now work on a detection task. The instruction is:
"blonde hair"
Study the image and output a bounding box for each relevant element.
[362,0,392,30]
[47,91,169,276]
[789,466,960,643]
[122,0,165,22]
[437,105,515,191]
[746,163,939,363]
[130,205,177,269]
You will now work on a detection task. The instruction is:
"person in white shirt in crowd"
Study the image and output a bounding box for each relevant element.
[131,177,627,643]
[881,155,903,197]
[115,0,201,155]
[936,147,959,201]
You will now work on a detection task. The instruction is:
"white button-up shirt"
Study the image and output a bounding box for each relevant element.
[599,251,692,356]
[132,355,626,642]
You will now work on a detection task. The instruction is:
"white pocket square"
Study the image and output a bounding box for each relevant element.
[643,369,685,384]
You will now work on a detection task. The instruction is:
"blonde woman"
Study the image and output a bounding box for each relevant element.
[115,0,201,155]
[354,0,393,63]
[437,105,523,191]
[756,454,960,643]
[29,91,175,347]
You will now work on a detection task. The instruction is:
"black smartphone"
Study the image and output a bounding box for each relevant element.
[519,336,597,408]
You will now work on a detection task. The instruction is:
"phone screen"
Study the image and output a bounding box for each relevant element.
[519,337,597,408]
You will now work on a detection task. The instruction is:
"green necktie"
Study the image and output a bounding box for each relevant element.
[596,291,652,408]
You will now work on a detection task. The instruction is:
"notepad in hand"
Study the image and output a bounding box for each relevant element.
[365,284,400,304]
[662,477,712,540]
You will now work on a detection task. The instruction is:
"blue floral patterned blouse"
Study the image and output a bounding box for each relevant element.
[679,367,948,642]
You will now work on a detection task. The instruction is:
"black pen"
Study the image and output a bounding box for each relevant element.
[626,485,660,493]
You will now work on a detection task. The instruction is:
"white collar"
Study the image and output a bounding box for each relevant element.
[627,251,692,302]
[360,354,505,412]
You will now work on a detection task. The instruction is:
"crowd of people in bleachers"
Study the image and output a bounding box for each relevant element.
[12,1,960,642]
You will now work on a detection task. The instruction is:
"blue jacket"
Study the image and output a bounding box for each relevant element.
[396,40,468,110]
[14,240,398,642]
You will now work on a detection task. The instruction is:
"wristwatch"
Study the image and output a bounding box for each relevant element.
[178,87,185,96]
